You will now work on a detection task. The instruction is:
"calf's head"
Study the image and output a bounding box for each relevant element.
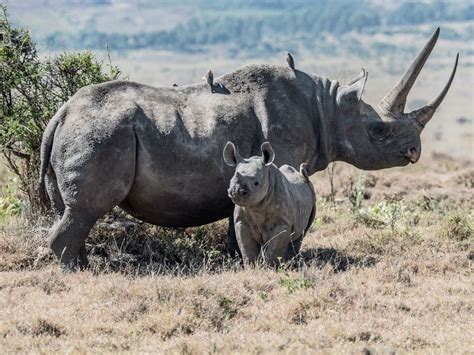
[223,141,275,207]
[332,28,458,170]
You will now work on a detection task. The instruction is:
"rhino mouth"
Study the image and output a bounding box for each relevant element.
[401,154,418,164]
[228,188,250,206]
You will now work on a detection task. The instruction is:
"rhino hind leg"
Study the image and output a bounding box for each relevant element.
[48,122,137,270]
[49,207,97,270]
[49,173,134,270]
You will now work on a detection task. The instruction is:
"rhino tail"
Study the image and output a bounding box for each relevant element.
[299,163,310,182]
[304,203,316,236]
[300,163,316,236]
[38,108,63,209]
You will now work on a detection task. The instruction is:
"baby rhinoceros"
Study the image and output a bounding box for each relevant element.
[223,141,316,265]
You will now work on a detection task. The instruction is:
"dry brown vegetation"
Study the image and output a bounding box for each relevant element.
[0,153,473,353]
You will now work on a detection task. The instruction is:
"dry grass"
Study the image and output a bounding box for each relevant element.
[0,153,473,353]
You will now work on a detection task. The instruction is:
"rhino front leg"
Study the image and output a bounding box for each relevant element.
[262,228,292,266]
[234,220,259,265]
[285,234,303,260]
[227,213,242,258]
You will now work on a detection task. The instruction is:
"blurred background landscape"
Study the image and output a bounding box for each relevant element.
[4,0,473,159]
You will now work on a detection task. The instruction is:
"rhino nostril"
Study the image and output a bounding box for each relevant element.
[405,146,420,163]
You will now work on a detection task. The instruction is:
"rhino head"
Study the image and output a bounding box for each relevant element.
[224,141,275,207]
[329,28,458,170]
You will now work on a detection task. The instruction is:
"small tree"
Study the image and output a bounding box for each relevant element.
[0,6,121,216]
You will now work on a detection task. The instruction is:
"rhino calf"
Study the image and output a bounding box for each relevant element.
[223,141,316,265]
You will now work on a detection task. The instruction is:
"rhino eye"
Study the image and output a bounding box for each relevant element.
[369,123,390,140]
[254,181,259,187]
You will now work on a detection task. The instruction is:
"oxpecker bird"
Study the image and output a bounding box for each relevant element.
[285,52,295,71]
[203,69,214,92]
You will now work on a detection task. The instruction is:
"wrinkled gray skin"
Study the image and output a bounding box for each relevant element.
[224,141,316,265]
[39,28,458,268]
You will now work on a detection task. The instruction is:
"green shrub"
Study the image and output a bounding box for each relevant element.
[356,201,403,231]
[280,274,314,294]
[441,213,472,242]
[0,176,23,220]
[0,6,121,216]
[350,173,366,211]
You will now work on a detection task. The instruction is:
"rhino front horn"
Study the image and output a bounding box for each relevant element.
[379,28,440,116]
[378,28,459,130]
[406,53,459,128]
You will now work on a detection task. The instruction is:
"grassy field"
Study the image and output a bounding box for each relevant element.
[0,153,472,353]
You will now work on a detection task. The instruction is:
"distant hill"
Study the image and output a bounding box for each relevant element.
[7,0,473,58]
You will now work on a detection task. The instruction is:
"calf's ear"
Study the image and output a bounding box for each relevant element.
[260,142,275,166]
[223,141,241,166]
[336,68,368,111]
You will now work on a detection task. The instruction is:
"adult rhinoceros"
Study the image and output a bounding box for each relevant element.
[39,28,457,268]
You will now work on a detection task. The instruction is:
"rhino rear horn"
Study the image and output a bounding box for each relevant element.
[336,69,368,110]
[406,53,459,128]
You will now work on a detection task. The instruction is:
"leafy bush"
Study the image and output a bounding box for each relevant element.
[0,6,121,215]
[356,201,403,231]
[441,213,472,242]
[280,274,314,294]
[349,173,366,211]
[0,176,23,220]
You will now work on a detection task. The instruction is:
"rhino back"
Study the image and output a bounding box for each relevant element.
[51,65,319,227]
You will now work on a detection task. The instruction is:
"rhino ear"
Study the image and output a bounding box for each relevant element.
[336,69,368,110]
[223,141,241,166]
[261,142,275,166]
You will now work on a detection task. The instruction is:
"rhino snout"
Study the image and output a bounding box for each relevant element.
[227,186,249,200]
[404,146,421,164]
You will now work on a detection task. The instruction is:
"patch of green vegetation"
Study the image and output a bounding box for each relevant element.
[280,274,314,294]
[257,290,269,302]
[0,176,23,221]
[356,201,403,231]
[218,296,237,320]
[350,173,366,211]
[441,213,472,242]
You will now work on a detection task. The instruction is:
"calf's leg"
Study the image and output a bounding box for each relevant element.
[262,229,292,266]
[234,221,259,264]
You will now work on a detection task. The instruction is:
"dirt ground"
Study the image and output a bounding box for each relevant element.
[0,153,472,353]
